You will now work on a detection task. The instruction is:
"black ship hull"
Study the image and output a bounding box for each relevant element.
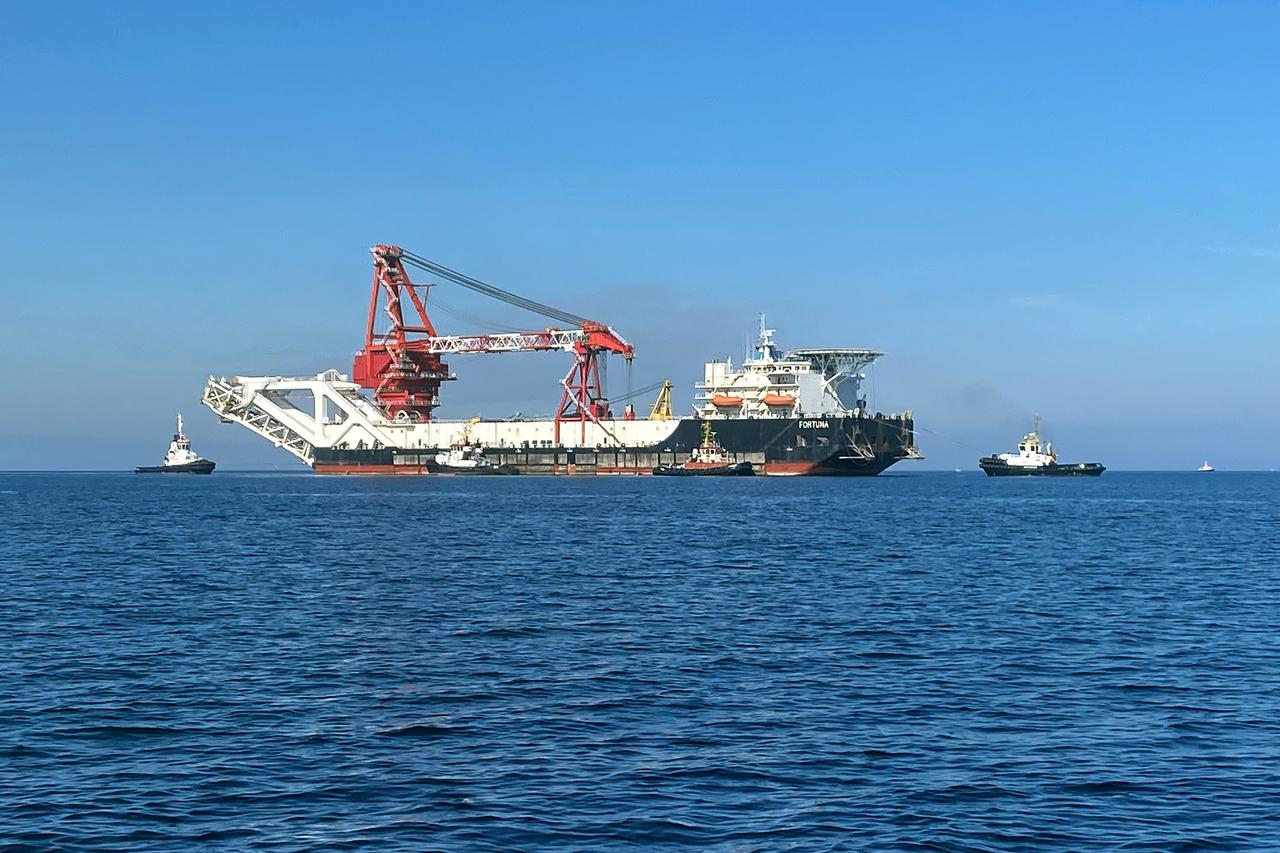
[979,457,1104,477]
[135,460,216,474]
[313,413,917,476]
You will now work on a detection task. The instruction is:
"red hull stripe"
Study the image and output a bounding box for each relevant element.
[761,461,819,475]
[315,464,419,475]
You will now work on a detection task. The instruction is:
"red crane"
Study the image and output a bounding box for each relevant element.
[351,244,634,444]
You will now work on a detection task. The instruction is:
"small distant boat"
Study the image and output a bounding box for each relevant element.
[1198,461,1215,473]
[136,413,216,474]
[654,422,754,476]
[978,417,1104,477]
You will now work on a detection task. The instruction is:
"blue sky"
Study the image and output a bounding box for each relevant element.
[2,2,1277,470]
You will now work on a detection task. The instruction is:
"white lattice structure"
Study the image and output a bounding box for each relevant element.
[202,370,680,465]
[417,328,586,354]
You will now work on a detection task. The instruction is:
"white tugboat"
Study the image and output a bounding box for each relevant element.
[136,413,216,474]
[978,417,1104,477]
[430,419,520,474]
[431,443,520,475]
[1198,461,1215,473]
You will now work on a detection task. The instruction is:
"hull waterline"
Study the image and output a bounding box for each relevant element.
[135,460,216,474]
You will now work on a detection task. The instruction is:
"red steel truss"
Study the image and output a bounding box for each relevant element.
[351,244,633,437]
[554,323,630,444]
[351,245,453,422]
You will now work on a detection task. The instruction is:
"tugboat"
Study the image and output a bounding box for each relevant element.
[1198,461,1215,473]
[978,417,1104,477]
[136,413,216,474]
[653,422,755,476]
[429,420,520,474]
[430,442,520,475]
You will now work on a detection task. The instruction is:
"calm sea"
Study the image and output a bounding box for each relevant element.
[2,471,1279,850]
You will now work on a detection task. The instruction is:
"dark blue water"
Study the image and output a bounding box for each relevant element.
[3,472,1280,850]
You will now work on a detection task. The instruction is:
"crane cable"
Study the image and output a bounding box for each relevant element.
[425,293,527,334]
[399,251,588,327]
[609,379,666,404]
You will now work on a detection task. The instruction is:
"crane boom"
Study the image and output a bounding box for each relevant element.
[412,321,631,358]
[416,328,586,355]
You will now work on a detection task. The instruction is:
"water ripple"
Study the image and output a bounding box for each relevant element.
[2,471,1280,850]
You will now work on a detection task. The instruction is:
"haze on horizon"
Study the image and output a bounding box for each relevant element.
[2,3,1277,471]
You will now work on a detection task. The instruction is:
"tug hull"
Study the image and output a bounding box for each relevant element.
[978,457,1105,477]
[135,460,216,474]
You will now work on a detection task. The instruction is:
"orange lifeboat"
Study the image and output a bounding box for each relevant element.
[762,393,795,407]
[711,395,744,407]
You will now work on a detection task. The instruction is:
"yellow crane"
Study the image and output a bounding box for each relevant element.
[648,379,673,421]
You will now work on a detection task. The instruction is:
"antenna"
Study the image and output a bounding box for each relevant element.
[753,313,778,360]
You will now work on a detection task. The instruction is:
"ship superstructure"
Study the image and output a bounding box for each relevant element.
[697,317,882,420]
[202,245,919,476]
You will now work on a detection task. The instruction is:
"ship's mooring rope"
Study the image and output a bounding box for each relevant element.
[878,418,986,454]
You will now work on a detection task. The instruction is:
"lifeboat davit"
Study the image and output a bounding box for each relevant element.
[762,394,795,407]
[711,395,744,407]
